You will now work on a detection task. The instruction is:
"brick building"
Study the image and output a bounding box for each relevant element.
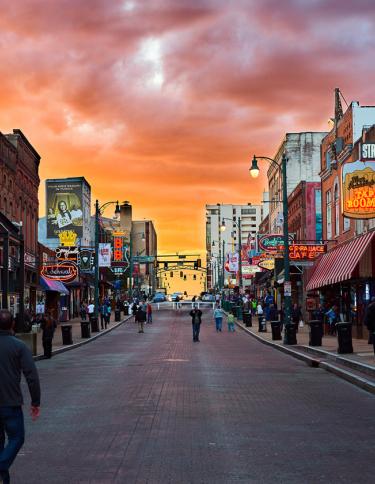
[307,100,375,338]
[0,129,40,315]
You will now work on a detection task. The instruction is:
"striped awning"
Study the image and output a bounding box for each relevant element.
[306,231,375,291]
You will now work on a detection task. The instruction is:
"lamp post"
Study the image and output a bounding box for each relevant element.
[94,199,121,320]
[249,153,296,345]
[220,217,243,292]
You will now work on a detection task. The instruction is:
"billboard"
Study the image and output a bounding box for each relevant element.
[46,178,90,239]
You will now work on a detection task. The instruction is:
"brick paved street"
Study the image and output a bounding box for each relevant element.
[13,308,375,483]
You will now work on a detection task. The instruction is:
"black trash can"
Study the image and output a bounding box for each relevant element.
[284,323,297,345]
[90,316,100,333]
[123,305,129,316]
[271,321,282,341]
[336,322,353,354]
[115,309,121,322]
[61,325,73,345]
[372,332,375,356]
[243,312,252,327]
[309,320,323,346]
[80,321,91,339]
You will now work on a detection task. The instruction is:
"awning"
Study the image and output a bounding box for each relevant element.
[40,276,70,295]
[306,231,375,291]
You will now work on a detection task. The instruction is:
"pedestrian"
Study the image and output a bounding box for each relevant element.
[87,301,95,320]
[251,298,257,316]
[0,310,41,484]
[80,302,87,321]
[215,293,221,306]
[363,296,375,344]
[189,305,202,342]
[104,303,111,328]
[213,305,224,332]
[269,303,279,321]
[146,303,153,324]
[136,305,146,333]
[40,313,57,359]
[99,302,106,330]
[291,303,302,332]
[325,305,339,335]
[227,310,236,332]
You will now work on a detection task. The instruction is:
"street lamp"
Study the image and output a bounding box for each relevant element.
[249,153,296,345]
[94,200,121,321]
[220,217,243,292]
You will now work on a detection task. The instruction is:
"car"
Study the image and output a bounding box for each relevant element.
[171,292,184,302]
[201,294,215,302]
[153,292,166,303]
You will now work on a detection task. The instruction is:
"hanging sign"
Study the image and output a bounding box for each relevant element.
[228,253,239,272]
[99,243,112,267]
[289,244,326,261]
[342,158,375,219]
[55,246,79,262]
[79,248,95,272]
[112,235,130,269]
[258,234,294,252]
[284,281,292,297]
[258,257,275,271]
[41,263,78,283]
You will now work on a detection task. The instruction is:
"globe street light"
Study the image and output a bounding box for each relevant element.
[249,153,296,345]
[94,200,121,321]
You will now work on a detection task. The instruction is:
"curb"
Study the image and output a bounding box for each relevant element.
[235,319,375,395]
[34,315,133,361]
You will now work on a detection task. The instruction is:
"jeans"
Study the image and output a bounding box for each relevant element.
[228,322,235,332]
[192,323,200,341]
[0,407,25,483]
[215,317,222,331]
[42,338,53,358]
[147,314,152,324]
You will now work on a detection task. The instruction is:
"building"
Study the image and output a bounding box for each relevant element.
[0,129,40,315]
[268,132,327,233]
[206,203,263,290]
[307,96,375,338]
[132,220,158,296]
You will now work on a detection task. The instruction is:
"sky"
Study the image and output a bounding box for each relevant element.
[1,0,375,253]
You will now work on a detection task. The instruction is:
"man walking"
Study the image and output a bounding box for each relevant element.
[0,310,41,484]
[189,305,202,342]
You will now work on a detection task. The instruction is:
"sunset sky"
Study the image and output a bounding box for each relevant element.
[1,0,375,253]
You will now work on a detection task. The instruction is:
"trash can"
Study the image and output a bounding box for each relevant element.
[243,312,252,327]
[284,323,297,345]
[336,322,353,354]
[61,325,73,345]
[80,321,91,339]
[271,321,282,340]
[123,305,129,316]
[115,309,121,322]
[309,320,323,346]
[258,316,266,332]
[372,332,375,356]
[90,316,100,333]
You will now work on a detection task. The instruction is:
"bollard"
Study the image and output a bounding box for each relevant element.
[61,325,73,345]
[284,323,297,345]
[309,320,323,346]
[336,322,353,354]
[80,321,91,338]
[270,321,282,340]
[243,312,252,327]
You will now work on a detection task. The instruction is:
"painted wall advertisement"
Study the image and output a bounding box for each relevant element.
[46,178,91,240]
[342,154,375,219]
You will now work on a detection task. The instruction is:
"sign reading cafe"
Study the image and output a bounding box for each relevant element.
[342,153,375,219]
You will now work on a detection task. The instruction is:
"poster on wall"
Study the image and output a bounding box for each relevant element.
[46,179,85,238]
[342,157,375,219]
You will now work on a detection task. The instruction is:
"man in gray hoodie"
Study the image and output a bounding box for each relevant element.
[0,310,41,484]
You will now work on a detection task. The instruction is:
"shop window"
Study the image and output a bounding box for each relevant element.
[343,217,351,232]
[326,190,332,240]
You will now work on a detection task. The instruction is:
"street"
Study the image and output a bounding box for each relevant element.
[14,309,375,484]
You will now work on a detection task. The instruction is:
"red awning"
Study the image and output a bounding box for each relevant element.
[306,231,375,291]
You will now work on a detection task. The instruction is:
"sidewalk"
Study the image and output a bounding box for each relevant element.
[237,318,375,367]
[35,313,133,357]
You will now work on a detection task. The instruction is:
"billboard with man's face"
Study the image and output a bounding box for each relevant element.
[46,179,84,238]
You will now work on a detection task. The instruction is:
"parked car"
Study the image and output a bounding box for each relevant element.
[153,292,166,303]
[171,292,184,302]
[201,294,215,302]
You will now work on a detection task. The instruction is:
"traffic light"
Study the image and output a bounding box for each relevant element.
[180,271,183,278]
[197,258,201,267]
[170,272,173,277]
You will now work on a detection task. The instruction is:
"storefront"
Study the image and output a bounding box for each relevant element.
[306,230,375,338]
[39,275,70,322]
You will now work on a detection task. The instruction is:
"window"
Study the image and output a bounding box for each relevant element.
[326,190,332,240]
[334,182,339,237]
[241,208,256,215]
[343,217,351,231]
